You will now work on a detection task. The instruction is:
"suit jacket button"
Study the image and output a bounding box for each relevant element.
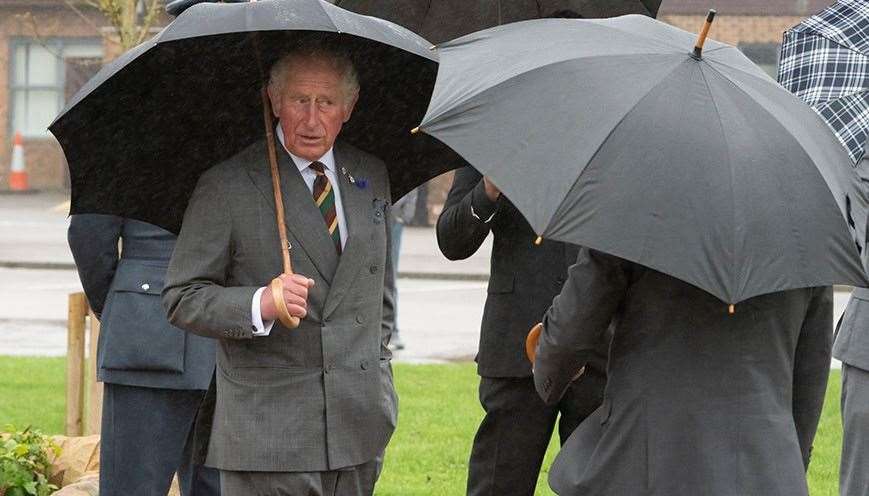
[369,265,378,274]
[355,314,364,324]
[360,360,369,370]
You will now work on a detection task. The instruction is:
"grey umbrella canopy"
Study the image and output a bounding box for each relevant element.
[333,0,659,43]
[417,15,869,304]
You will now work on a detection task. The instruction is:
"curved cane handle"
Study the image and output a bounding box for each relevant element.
[270,276,300,329]
[526,323,543,364]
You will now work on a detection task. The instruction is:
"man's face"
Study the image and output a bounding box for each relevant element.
[269,58,358,161]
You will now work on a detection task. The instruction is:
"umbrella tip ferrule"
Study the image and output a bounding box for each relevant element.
[728,304,735,315]
[429,45,437,51]
[534,236,543,246]
[411,127,421,135]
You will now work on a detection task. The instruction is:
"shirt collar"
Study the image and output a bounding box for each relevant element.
[276,122,336,174]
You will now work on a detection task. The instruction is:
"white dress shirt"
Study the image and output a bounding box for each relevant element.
[250,123,348,336]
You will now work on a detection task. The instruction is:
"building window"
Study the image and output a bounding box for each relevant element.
[10,39,103,138]
[738,43,781,79]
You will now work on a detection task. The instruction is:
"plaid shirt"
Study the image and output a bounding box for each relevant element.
[778,0,869,164]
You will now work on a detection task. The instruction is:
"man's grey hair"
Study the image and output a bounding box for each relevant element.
[268,47,360,103]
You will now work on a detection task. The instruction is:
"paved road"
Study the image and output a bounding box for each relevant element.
[0,265,852,368]
[0,267,488,362]
[0,192,855,367]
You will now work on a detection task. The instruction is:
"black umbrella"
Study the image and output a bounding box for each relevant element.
[416,12,869,305]
[333,0,660,44]
[49,0,460,234]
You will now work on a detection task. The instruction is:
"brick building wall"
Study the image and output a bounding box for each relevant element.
[662,14,804,45]
[0,2,106,190]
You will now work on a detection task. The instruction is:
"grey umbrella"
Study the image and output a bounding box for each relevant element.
[416,13,869,305]
[333,0,660,43]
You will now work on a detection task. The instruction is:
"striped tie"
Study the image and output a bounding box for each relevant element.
[310,161,342,254]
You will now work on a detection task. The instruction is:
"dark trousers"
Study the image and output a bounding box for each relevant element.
[467,371,605,496]
[219,457,381,496]
[100,383,221,496]
[840,363,869,496]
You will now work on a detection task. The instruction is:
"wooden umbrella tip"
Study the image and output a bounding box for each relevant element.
[534,236,543,246]
[429,44,437,51]
[693,8,718,58]
[728,304,735,315]
[411,127,421,135]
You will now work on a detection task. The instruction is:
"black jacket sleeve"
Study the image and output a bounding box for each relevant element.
[67,214,124,316]
[436,166,500,260]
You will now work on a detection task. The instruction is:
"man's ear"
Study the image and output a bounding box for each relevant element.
[266,84,281,118]
[343,90,360,123]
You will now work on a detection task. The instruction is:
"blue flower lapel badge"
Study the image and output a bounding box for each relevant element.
[342,167,367,189]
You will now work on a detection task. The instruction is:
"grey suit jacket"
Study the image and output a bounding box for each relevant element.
[835,288,869,371]
[534,248,832,496]
[834,158,869,372]
[163,139,397,472]
[68,215,215,390]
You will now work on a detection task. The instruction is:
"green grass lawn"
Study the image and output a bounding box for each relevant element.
[0,357,844,495]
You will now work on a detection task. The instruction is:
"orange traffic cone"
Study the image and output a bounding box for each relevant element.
[8,132,28,191]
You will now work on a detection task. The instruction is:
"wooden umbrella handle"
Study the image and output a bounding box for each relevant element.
[270,277,300,329]
[526,323,543,363]
[261,86,300,329]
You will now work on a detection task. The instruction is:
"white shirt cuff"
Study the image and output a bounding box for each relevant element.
[470,204,496,223]
[251,287,275,336]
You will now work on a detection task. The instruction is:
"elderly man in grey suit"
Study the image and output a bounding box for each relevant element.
[533,248,832,496]
[68,215,219,496]
[163,46,396,496]
[834,156,869,496]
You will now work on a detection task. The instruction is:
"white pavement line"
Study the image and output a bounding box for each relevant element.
[16,283,82,291]
[399,283,487,294]
[0,220,67,227]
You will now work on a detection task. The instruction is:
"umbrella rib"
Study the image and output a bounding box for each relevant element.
[697,65,738,302]
[702,63,821,294]
[425,52,678,126]
[705,58,781,89]
[703,59,844,172]
[541,58,692,242]
[317,1,344,31]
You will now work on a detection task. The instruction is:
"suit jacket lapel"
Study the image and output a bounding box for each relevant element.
[323,142,375,319]
[245,140,339,284]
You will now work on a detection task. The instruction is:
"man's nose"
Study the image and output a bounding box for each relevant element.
[304,102,319,127]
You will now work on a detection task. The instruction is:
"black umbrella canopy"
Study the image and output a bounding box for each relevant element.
[417,15,869,303]
[50,0,461,233]
[333,0,660,43]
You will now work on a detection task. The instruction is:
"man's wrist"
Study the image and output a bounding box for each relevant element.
[470,180,499,223]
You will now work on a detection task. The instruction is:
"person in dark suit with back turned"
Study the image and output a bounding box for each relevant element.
[68,215,220,496]
[533,248,832,495]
